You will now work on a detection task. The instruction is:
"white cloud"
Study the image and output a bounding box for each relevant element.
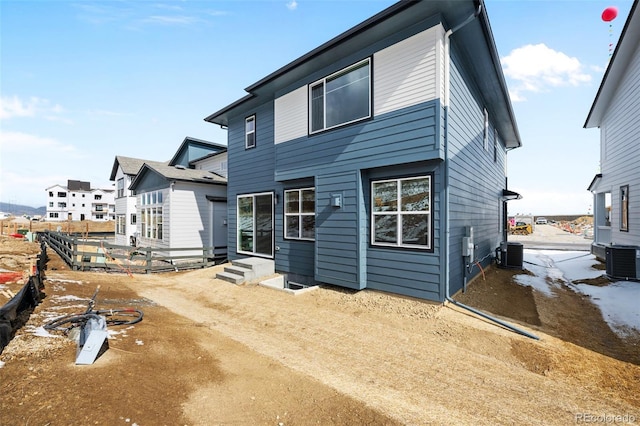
[286,1,298,11]
[0,95,66,121]
[0,130,76,153]
[142,15,203,25]
[501,44,591,101]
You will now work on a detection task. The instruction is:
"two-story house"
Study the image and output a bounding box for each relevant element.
[205,0,522,301]
[111,137,228,261]
[585,0,640,279]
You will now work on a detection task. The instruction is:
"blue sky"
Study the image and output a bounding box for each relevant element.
[0,0,634,214]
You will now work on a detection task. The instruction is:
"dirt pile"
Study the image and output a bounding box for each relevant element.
[1,240,639,425]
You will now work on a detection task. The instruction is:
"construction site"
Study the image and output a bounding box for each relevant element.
[1,218,638,425]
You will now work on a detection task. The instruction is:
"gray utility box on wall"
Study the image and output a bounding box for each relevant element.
[605,245,640,280]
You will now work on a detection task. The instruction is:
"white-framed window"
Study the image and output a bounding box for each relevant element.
[620,185,629,232]
[494,129,499,163]
[116,215,126,235]
[49,212,58,218]
[245,115,256,149]
[371,175,432,249]
[284,188,315,240]
[94,194,102,200]
[139,190,164,240]
[130,214,137,225]
[117,178,125,198]
[309,58,371,133]
[483,108,489,151]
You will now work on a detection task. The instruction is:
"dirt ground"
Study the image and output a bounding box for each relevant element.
[1,226,639,425]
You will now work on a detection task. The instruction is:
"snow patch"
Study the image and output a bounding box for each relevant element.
[516,249,639,337]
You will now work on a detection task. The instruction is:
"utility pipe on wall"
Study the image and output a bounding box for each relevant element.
[441,3,539,341]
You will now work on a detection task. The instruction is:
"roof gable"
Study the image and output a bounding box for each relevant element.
[585,0,640,128]
[129,162,227,191]
[110,155,166,181]
[205,0,521,148]
[168,137,227,167]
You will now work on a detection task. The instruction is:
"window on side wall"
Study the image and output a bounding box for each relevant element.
[116,215,126,235]
[371,175,432,249]
[284,188,315,241]
[117,178,125,198]
[140,190,164,240]
[483,108,489,151]
[620,185,629,232]
[245,115,256,149]
[309,58,371,133]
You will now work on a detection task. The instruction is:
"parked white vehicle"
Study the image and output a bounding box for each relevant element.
[535,217,548,225]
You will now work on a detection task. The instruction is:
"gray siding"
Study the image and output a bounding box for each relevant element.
[599,42,640,244]
[446,47,508,296]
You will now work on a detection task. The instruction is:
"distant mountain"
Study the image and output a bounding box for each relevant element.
[0,202,46,216]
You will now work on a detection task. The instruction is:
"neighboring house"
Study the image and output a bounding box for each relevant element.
[110,137,228,249]
[45,180,115,222]
[128,162,227,260]
[205,0,522,301]
[168,136,227,169]
[110,156,167,246]
[585,0,640,267]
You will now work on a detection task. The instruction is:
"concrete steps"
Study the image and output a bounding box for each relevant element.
[216,257,275,285]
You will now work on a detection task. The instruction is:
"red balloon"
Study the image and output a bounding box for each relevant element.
[602,6,618,22]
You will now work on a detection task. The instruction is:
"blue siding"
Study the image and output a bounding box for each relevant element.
[226,102,276,262]
[364,161,443,301]
[315,172,363,289]
[222,41,509,303]
[275,102,440,181]
[446,46,508,296]
[277,178,315,278]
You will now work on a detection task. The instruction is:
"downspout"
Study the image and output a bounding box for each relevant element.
[442,4,539,341]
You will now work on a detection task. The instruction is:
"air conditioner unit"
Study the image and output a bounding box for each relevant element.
[605,245,640,280]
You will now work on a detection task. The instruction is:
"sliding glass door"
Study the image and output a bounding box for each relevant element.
[237,192,273,257]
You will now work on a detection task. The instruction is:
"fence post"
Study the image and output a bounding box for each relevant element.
[145,248,152,274]
[72,235,79,271]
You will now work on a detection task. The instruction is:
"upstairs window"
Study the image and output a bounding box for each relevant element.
[483,108,489,151]
[310,59,371,133]
[245,115,256,149]
[117,178,125,198]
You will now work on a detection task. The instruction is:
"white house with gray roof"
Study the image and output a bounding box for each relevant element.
[111,137,228,260]
[585,0,640,278]
[110,156,167,246]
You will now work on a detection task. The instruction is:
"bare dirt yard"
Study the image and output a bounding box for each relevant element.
[1,224,639,425]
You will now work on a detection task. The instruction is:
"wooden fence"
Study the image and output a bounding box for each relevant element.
[39,230,224,273]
